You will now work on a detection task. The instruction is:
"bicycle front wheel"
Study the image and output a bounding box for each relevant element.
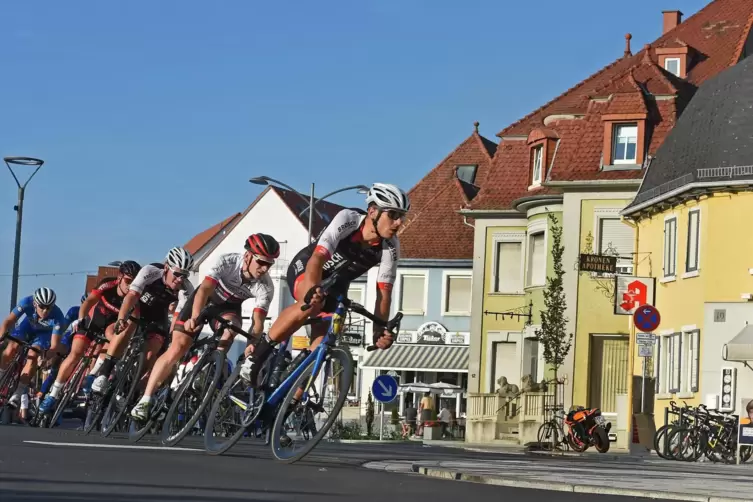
[537,420,560,451]
[270,347,353,463]
[160,350,224,447]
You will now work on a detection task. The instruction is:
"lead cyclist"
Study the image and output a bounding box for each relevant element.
[239,182,409,385]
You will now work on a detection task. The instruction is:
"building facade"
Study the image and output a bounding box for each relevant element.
[622,53,753,424]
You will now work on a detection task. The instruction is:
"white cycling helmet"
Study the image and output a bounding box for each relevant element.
[365,183,411,212]
[33,287,56,307]
[166,246,194,272]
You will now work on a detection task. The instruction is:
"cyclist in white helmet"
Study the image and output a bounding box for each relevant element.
[240,182,409,384]
[0,287,65,415]
[90,246,195,394]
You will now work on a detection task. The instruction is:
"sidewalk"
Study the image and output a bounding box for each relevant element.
[403,457,753,502]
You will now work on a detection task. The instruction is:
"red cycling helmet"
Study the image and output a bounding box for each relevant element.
[244,233,281,262]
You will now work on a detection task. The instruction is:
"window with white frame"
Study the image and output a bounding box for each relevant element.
[444,274,471,314]
[532,146,543,185]
[527,232,546,286]
[655,333,681,394]
[664,217,677,277]
[664,57,681,77]
[597,217,634,274]
[680,329,700,394]
[612,123,638,164]
[494,240,524,293]
[398,274,425,314]
[686,210,700,273]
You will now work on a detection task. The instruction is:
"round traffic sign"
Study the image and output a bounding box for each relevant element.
[633,304,661,332]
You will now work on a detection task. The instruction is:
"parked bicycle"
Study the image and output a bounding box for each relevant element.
[653,401,753,464]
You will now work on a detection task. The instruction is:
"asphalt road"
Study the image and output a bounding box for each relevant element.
[0,425,672,502]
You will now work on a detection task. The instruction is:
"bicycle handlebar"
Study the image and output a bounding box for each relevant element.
[1,333,42,354]
[297,274,403,352]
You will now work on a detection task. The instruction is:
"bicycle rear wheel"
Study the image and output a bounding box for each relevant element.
[537,420,560,451]
[161,350,224,447]
[100,349,146,437]
[270,347,353,463]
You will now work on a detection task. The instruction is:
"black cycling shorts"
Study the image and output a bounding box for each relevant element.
[174,288,242,338]
[285,252,351,315]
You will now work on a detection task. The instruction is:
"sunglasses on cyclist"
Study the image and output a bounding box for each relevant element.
[170,268,189,279]
[254,255,275,267]
[385,209,406,221]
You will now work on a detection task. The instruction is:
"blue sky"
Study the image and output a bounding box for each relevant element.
[0,0,708,310]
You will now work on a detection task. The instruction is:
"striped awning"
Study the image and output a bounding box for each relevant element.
[362,344,469,372]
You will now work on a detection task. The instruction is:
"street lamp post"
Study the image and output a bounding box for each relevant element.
[4,156,45,310]
[249,176,368,243]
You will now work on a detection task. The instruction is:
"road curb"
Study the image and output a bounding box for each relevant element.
[410,465,750,502]
[523,449,646,463]
[326,439,408,444]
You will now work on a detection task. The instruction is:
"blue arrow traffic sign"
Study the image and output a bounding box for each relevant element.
[633,304,661,333]
[372,374,398,403]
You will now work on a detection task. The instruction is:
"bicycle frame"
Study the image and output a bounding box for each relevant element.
[266,295,347,407]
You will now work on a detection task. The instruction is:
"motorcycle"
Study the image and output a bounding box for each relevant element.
[564,406,612,453]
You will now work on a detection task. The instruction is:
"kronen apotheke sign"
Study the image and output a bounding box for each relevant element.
[396,321,468,345]
[579,253,617,274]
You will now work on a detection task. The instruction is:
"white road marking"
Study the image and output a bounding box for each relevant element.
[23,440,202,452]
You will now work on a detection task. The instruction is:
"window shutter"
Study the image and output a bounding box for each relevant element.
[447,276,471,313]
[529,233,546,285]
[670,334,681,393]
[686,212,700,272]
[691,330,700,392]
[496,242,523,292]
[599,218,634,272]
[400,275,425,312]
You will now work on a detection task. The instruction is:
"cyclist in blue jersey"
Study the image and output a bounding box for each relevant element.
[39,294,87,398]
[0,288,64,410]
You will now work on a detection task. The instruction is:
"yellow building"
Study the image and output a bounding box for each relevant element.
[461,2,753,445]
[622,53,753,424]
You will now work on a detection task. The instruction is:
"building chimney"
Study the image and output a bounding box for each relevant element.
[662,10,683,34]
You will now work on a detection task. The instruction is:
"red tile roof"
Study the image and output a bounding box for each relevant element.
[398,125,495,259]
[271,186,346,237]
[467,0,753,208]
[183,213,241,255]
[497,0,753,138]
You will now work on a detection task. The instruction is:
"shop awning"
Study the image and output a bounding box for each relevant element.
[722,324,753,362]
[362,344,468,372]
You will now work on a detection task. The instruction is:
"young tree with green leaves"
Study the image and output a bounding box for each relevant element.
[535,214,573,398]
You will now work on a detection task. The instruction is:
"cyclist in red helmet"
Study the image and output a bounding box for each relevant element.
[130,233,280,420]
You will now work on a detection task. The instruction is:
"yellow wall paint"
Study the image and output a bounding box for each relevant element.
[572,199,633,407]
[631,193,753,415]
[480,225,529,389]
[478,212,561,390]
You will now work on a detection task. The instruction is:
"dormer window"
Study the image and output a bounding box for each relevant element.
[532,146,543,185]
[456,164,477,184]
[664,57,681,77]
[613,123,638,164]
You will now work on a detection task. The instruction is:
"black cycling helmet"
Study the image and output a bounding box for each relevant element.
[119,260,142,278]
[244,233,280,262]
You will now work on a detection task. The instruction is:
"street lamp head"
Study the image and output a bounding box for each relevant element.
[249,176,271,186]
[4,157,44,167]
[355,185,369,195]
